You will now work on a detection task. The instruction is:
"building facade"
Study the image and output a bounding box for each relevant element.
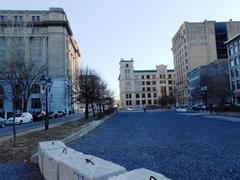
[119,58,175,109]
[172,20,240,106]
[0,8,80,113]
[188,59,230,107]
[226,34,240,106]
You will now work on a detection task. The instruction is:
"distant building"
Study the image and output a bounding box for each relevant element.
[225,34,240,106]
[118,58,175,109]
[0,8,80,113]
[188,59,230,107]
[172,20,240,106]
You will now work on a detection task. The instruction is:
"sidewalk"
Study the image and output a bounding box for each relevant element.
[180,110,240,123]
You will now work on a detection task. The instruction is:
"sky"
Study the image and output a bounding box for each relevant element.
[2,0,240,99]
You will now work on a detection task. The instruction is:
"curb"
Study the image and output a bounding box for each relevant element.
[31,112,116,163]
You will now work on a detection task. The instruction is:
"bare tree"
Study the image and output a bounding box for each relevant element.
[0,46,25,146]
[73,67,98,119]
[73,66,115,119]
[0,39,47,146]
[20,61,47,112]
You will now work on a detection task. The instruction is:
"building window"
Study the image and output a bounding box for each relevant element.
[169,86,173,91]
[0,16,5,22]
[125,69,130,73]
[153,93,157,98]
[148,93,151,98]
[126,64,129,67]
[152,81,156,85]
[14,16,23,23]
[129,101,132,105]
[146,81,151,85]
[142,87,145,91]
[148,100,152,104]
[142,81,145,85]
[136,94,140,98]
[237,80,240,89]
[152,75,156,79]
[147,87,151,91]
[126,101,128,105]
[235,68,239,77]
[160,74,165,79]
[168,80,172,84]
[141,75,144,79]
[154,99,158,105]
[129,94,132,98]
[32,16,40,22]
[31,84,40,93]
[231,70,235,78]
[152,87,156,91]
[31,98,41,109]
[232,82,236,91]
[14,98,22,110]
[142,100,146,105]
[126,94,128,99]
[146,75,150,79]
[136,100,140,105]
[142,93,145,98]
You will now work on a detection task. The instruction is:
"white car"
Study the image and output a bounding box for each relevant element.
[0,117,5,128]
[176,106,187,112]
[6,112,33,125]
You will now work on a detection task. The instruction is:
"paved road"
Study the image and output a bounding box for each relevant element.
[0,113,83,138]
[1,111,240,179]
[70,111,240,179]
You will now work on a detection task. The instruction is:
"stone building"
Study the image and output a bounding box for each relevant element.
[172,20,240,106]
[225,34,240,106]
[119,58,175,109]
[0,8,80,113]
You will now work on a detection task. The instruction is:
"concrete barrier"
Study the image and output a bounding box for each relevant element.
[42,147,84,180]
[58,154,127,180]
[38,141,66,174]
[108,168,169,180]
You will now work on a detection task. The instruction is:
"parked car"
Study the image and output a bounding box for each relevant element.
[176,106,187,112]
[0,117,5,128]
[58,111,66,117]
[48,111,60,119]
[32,111,46,122]
[5,112,33,125]
[126,107,133,111]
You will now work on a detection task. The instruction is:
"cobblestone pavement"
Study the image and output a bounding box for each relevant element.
[0,111,240,179]
[0,163,43,180]
[70,111,240,179]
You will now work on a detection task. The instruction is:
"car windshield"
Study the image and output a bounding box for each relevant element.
[15,114,22,117]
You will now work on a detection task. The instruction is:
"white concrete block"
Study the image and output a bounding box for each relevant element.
[58,155,127,180]
[108,168,169,180]
[42,147,84,180]
[38,141,66,174]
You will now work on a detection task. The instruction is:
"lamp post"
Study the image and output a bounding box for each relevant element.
[201,85,208,109]
[40,75,53,130]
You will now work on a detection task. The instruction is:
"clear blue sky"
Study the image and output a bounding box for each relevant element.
[2,0,240,99]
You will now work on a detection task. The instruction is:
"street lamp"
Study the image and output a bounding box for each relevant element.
[40,75,53,130]
[201,85,208,109]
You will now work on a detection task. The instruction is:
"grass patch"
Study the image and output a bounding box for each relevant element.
[0,116,97,163]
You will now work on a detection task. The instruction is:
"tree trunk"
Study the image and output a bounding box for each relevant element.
[85,102,89,119]
[23,97,28,112]
[91,102,95,117]
[102,104,105,113]
[12,104,16,147]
